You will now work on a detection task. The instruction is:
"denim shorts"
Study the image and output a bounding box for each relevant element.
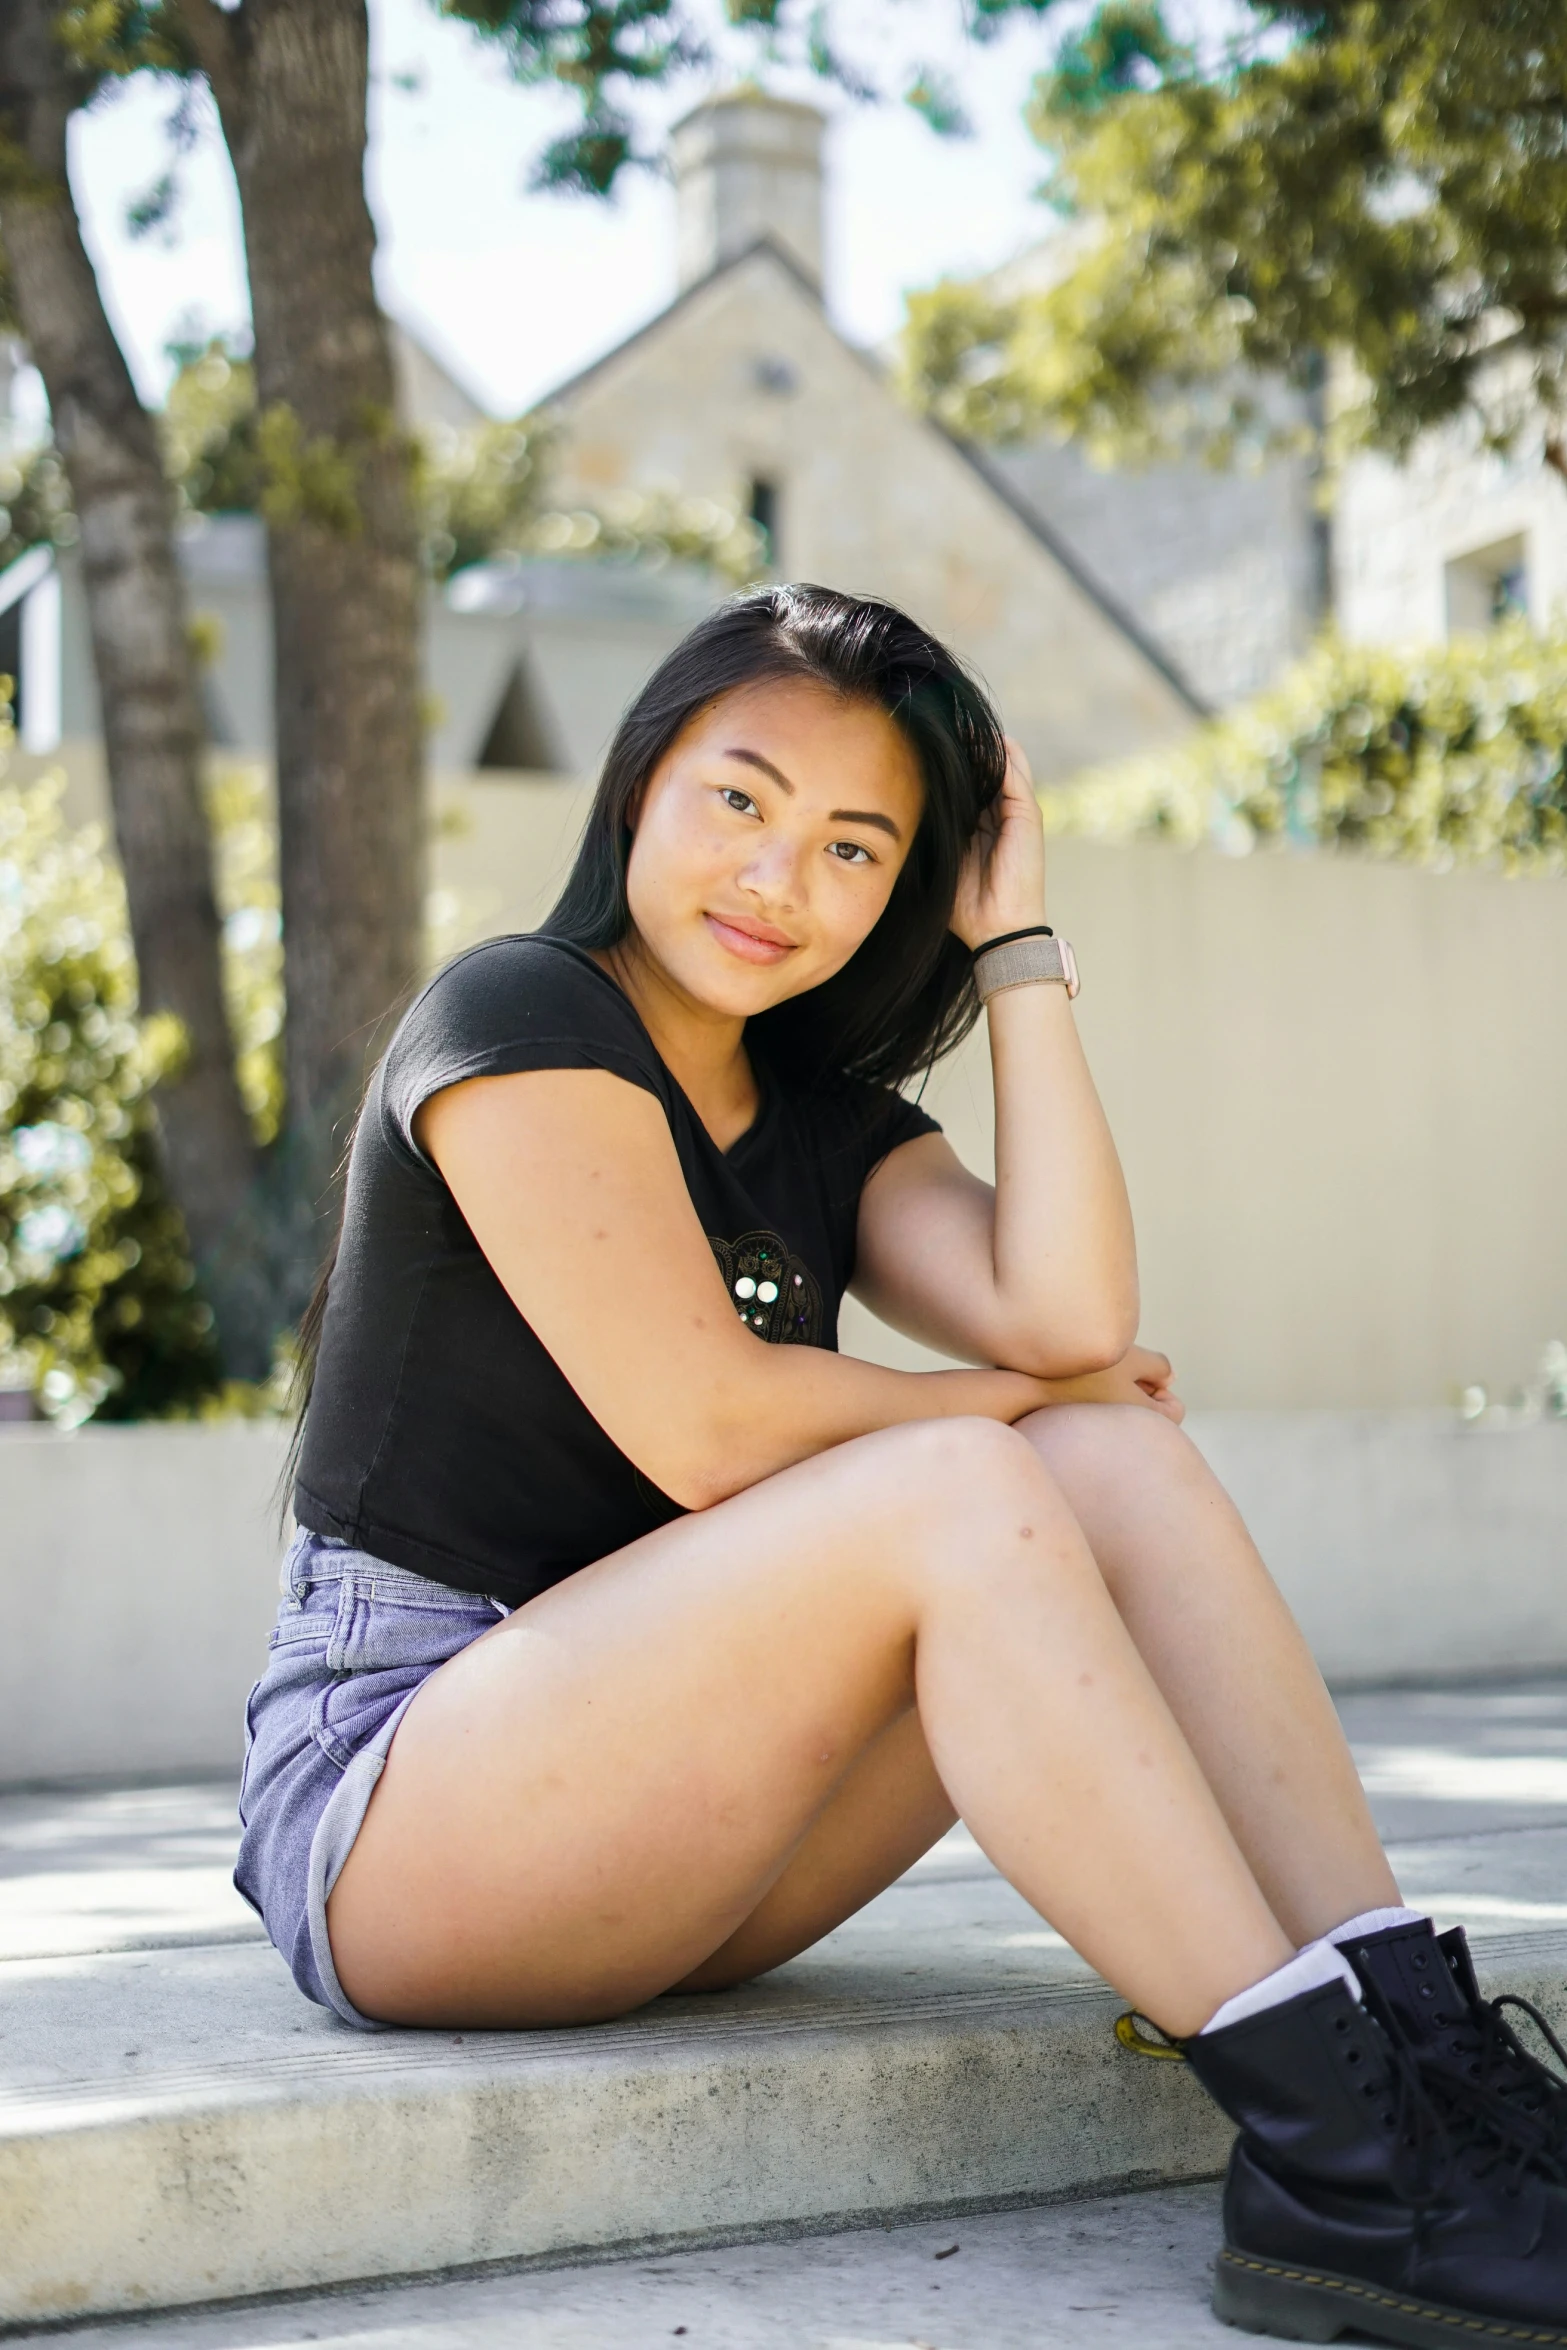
[234,1528,509,2028]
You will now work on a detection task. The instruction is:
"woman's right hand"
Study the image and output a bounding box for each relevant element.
[1010,1345,1184,1425]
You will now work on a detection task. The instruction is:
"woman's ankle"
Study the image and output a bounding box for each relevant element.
[1198,1940,1361,2035]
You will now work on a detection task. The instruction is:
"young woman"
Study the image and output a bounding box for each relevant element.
[237,586,1567,2346]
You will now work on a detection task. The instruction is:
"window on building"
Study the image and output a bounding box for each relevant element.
[1444,536,1529,635]
[748,478,779,571]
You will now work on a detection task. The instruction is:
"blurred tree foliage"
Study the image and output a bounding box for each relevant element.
[901,0,1567,466]
[1047,623,1567,872]
[0,764,224,1423]
[0,443,76,576]
[160,337,762,583]
[205,759,283,1149]
[433,0,1063,193]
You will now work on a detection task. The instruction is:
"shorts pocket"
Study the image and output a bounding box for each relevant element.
[310,1569,498,1771]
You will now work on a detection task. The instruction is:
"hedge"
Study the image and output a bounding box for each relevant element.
[1046,623,1567,873]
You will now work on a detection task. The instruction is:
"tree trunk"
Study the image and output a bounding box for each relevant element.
[0,0,268,1375]
[197,0,425,1315]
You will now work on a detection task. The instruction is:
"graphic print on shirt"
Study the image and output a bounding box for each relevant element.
[709,1229,823,1346]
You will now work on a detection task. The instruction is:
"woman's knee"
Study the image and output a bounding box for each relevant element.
[1020,1399,1195,1478]
[877,1414,1065,1523]
[868,1416,1088,1592]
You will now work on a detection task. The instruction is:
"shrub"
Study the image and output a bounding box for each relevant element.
[0,770,224,1424]
[1047,623,1567,873]
[160,337,763,584]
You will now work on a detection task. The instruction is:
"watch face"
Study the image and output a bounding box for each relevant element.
[1062,940,1080,998]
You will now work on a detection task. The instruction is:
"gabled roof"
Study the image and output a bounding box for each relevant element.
[537,234,1208,717]
[535,234,826,411]
[938,430,1208,715]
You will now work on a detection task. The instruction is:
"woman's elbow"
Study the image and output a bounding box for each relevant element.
[661,1461,736,1513]
[632,1356,786,1512]
[1002,1300,1140,1381]
[641,1423,767,1514]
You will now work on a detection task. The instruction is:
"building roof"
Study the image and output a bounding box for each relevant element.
[536,235,1206,717]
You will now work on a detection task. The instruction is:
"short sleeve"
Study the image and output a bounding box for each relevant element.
[800,1072,943,1212]
[859,1086,942,1180]
[380,936,667,1164]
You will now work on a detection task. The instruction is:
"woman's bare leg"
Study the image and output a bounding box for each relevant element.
[1017,1403,1400,1943]
[328,1416,1294,2032]
[674,1705,955,1992]
[690,1403,1398,1991]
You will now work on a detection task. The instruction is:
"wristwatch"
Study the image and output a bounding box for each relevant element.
[973,926,1080,1002]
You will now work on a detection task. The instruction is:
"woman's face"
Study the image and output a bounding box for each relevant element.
[622,676,925,1018]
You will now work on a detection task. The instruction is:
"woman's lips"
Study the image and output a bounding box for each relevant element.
[704,913,798,965]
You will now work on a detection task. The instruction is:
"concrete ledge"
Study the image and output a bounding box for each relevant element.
[6,1928,1565,2327]
[0,1425,289,1783]
[1188,1412,1567,1683]
[0,1952,1233,2324]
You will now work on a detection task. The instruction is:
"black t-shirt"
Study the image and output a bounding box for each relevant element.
[294,936,941,1607]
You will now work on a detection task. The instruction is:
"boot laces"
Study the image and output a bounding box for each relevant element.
[1463,1991,1567,2132]
[1416,1960,1567,2137]
[1359,1977,1567,2205]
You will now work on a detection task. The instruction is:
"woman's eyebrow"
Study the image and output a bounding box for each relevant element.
[724,747,794,791]
[723,747,903,841]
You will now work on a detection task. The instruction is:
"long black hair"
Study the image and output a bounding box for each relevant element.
[285,583,1006,1488]
[541,582,1009,1093]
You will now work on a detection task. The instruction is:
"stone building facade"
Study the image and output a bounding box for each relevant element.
[540,90,1203,782]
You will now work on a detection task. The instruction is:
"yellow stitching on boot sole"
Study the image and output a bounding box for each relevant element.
[1219,2251,1567,2341]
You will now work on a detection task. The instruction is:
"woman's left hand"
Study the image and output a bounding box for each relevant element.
[1032,1344,1185,1425]
[950,736,1049,953]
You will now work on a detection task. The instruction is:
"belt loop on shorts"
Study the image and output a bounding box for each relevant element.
[281,1530,312,1602]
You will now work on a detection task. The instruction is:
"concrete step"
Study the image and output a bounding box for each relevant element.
[0,1931,1225,2325]
[7,1683,1567,2327]
[8,1864,1567,2328]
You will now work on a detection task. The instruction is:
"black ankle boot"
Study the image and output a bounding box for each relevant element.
[1181,1978,1567,2346]
[1346,1919,1567,2159]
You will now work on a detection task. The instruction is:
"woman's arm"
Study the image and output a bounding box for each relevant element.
[852,743,1138,1378]
[418,1068,1061,1512]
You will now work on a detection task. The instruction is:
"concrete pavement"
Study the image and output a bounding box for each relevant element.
[0,2183,1234,2350]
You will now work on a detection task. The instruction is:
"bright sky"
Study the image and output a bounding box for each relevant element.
[62,0,1095,420]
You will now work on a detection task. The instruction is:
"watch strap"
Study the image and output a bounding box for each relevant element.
[974,932,1079,1001]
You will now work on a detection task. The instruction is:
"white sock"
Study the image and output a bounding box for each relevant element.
[1199,1940,1362,2035]
[1325,1905,1427,1945]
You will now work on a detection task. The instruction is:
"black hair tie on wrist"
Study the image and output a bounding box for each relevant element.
[974,923,1053,958]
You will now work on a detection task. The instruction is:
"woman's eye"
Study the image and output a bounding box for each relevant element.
[721,787,760,817]
[828,840,874,865]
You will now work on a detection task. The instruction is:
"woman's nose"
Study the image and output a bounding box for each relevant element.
[738,837,802,905]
